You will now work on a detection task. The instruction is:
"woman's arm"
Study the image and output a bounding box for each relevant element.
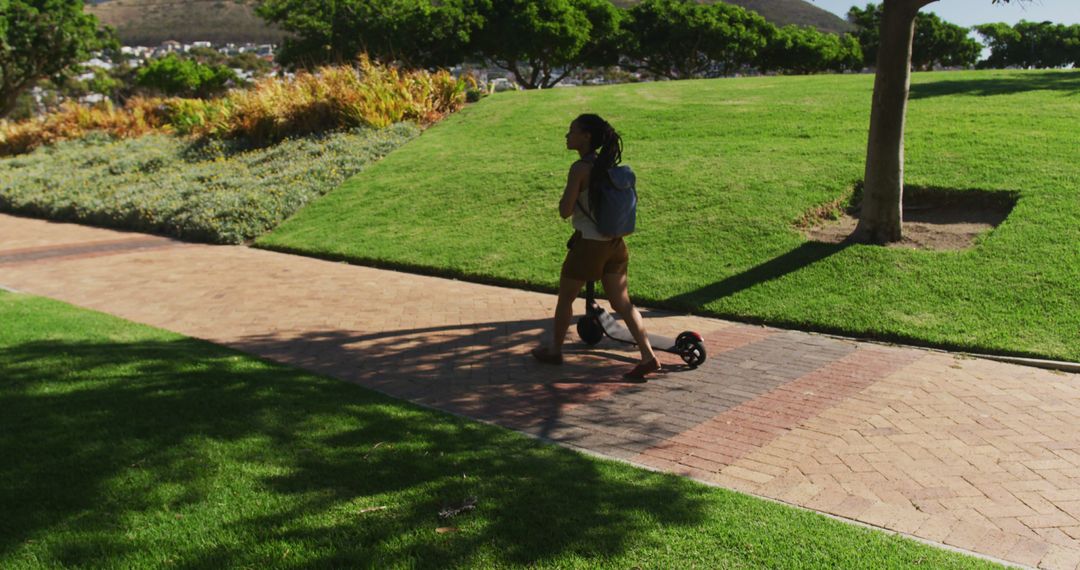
[559,161,591,219]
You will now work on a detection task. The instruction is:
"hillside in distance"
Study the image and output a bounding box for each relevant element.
[87,0,852,47]
[612,0,853,34]
[86,0,286,46]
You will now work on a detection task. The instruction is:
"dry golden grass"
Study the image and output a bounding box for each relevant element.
[1,57,470,155]
[0,98,174,155]
[228,56,470,144]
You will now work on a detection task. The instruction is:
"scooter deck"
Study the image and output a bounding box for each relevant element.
[595,308,678,351]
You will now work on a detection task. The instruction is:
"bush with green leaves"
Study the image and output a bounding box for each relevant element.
[759,25,863,74]
[135,53,237,98]
[620,0,773,79]
[0,124,419,243]
[0,0,117,118]
[975,20,1080,69]
[471,0,624,89]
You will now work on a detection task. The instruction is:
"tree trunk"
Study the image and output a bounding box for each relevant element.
[1,80,28,119]
[855,0,926,244]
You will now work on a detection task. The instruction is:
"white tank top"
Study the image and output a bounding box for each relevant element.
[571,159,611,241]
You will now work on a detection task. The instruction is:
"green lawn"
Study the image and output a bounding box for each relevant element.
[257,69,1080,362]
[0,290,999,569]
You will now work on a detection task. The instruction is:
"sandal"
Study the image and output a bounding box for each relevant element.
[531,346,563,365]
[623,358,660,381]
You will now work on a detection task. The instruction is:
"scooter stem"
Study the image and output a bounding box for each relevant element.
[584,281,602,315]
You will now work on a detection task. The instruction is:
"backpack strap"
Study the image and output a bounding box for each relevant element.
[574,155,599,223]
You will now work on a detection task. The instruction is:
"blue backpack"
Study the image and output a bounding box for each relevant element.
[581,165,637,238]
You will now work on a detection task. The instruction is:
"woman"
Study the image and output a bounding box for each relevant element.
[531,114,660,380]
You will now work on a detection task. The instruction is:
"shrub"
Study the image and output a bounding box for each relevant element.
[0,124,420,244]
[759,26,864,75]
[135,53,237,98]
[162,98,232,136]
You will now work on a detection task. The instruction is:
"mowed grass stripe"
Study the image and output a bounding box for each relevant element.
[0,290,1000,568]
[258,70,1080,362]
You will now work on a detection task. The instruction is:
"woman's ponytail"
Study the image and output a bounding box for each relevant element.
[573,114,623,214]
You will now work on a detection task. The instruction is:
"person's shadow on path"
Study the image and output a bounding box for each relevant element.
[228,312,711,448]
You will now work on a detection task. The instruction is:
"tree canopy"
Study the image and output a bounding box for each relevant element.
[0,0,116,118]
[471,0,622,89]
[257,0,484,69]
[253,0,896,85]
[259,0,620,88]
[847,3,981,70]
[758,24,863,74]
[975,20,1080,69]
[620,0,772,79]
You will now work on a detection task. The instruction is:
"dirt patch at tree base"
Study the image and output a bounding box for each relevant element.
[803,188,1016,251]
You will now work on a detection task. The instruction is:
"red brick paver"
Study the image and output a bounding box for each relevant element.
[3,213,1079,569]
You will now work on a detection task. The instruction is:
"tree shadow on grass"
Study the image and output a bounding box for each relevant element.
[910,70,1080,99]
[666,185,1018,310]
[665,241,852,310]
[0,335,712,567]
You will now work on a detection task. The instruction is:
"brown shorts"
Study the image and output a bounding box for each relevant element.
[561,231,629,281]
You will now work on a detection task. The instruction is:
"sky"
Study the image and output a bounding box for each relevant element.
[808,0,1080,27]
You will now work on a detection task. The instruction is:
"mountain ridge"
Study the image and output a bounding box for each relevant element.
[611,0,853,34]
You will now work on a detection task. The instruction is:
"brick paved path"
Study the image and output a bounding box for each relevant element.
[3,213,1080,569]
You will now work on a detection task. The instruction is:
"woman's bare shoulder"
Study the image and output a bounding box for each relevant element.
[569,159,594,175]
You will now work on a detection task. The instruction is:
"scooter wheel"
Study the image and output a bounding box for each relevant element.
[577,315,604,346]
[675,332,707,368]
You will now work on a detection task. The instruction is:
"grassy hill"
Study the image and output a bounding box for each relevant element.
[257,69,1080,362]
[87,0,850,47]
[612,0,853,34]
[86,0,286,46]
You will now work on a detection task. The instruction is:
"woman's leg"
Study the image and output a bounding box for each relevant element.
[550,275,586,353]
[601,272,657,363]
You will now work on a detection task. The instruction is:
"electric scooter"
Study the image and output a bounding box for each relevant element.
[575,281,707,368]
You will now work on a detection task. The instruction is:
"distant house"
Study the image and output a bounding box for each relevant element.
[83,57,113,70]
[160,40,182,53]
[121,46,150,57]
[489,77,517,92]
